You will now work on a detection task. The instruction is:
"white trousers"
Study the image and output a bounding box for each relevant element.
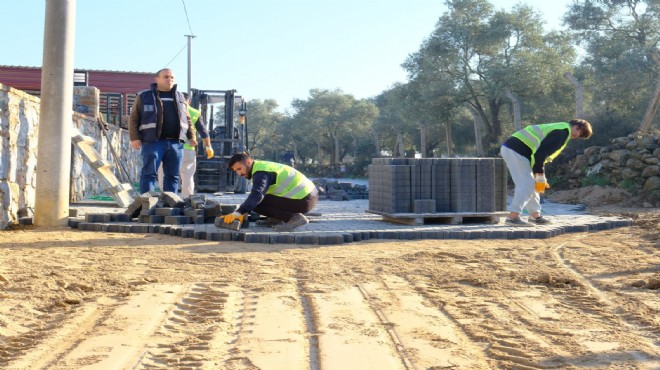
[500,146,541,214]
[158,149,197,198]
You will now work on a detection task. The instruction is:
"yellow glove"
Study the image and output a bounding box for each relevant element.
[205,146,215,159]
[223,212,245,224]
[534,174,549,194]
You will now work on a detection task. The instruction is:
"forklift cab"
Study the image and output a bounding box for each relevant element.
[189,89,248,194]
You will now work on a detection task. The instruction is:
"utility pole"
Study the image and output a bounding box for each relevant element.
[34,0,76,227]
[185,34,196,94]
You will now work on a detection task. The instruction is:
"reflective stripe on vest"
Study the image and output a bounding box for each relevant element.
[251,160,316,200]
[511,122,571,169]
[183,106,201,151]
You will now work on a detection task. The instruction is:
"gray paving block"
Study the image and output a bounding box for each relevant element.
[105,224,124,232]
[244,234,271,243]
[155,208,181,216]
[125,197,143,218]
[270,234,295,244]
[194,230,207,240]
[68,218,82,228]
[342,233,354,243]
[160,192,185,207]
[318,234,345,245]
[148,225,161,233]
[85,213,112,223]
[295,234,320,244]
[132,224,150,233]
[164,216,192,225]
[158,225,172,234]
[111,213,132,222]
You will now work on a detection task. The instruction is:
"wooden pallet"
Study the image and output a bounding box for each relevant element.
[365,210,508,225]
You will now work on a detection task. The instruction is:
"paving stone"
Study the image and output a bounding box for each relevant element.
[160,192,185,208]
[155,208,182,216]
[318,234,345,245]
[270,234,295,244]
[194,230,207,240]
[164,216,192,225]
[132,225,150,233]
[181,228,195,238]
[106,224,124,232]
[244,233,271,243]
[68,218,83,228]
[295,234,319,245]
[149,225,161,233]
[159,225,172,234]
[85,213,112,223]
[111,213,132,222]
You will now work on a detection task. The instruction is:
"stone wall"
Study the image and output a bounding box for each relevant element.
[0,83,140,228]
[564,130,660,204]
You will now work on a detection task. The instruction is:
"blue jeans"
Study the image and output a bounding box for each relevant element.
[140,139,183,193]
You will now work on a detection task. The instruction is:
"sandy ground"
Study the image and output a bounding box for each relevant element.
[0,198,658,369]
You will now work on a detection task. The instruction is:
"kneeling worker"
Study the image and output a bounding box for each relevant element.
[223,152,318,231]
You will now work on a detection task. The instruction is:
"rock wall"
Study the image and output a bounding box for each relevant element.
[564,130,660,204]
[0,83,140,229]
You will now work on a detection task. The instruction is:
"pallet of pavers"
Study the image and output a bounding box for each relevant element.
[367,157,508,225]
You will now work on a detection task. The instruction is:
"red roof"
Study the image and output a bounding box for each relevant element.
[0,65,155,95]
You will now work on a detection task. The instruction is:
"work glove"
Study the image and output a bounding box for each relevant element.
[205,146,215,159]
[534,174,550,194]
[223,211,245,224]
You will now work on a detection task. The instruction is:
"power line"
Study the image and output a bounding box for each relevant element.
[181,0,194,36]
[164,43,187,67]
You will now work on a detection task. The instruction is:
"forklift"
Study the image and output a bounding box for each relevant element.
[189,89,248,194]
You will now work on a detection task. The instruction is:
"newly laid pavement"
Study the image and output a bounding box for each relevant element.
[70,192,633,245]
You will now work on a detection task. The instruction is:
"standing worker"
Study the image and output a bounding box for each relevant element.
[129,68,196,193]
[223,152,318,231]
[157,92,214,197]
[500,119,593,226]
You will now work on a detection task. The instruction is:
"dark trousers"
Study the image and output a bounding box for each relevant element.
[254,191,318,222]
[140,139,183,193]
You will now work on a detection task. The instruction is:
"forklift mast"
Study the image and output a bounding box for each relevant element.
[189,89,248,194]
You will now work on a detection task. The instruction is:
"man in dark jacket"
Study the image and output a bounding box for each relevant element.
[500,119,592,226]
[223,152,318,231]
[129,69,195,193]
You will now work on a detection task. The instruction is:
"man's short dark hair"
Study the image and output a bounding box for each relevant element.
[155,68,171,77]
[228,152,252,168]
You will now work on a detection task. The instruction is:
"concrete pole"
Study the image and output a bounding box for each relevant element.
[186,34,196,94]
[34,0,76,227]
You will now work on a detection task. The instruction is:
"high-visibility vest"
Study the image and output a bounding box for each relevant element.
[251,160,316,199]
[512,122,571,169]
[183,106,201,151]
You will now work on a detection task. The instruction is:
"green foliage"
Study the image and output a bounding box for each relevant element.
[580,174,611,187]
[618,178,639,192]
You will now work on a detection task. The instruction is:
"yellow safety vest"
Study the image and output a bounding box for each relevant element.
[183,106,201,151]
[512,122,571,169]
[251,160,316,199]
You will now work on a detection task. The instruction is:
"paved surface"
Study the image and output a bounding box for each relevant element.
[70,192,633,245]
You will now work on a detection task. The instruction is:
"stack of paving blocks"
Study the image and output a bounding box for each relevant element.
[369,158,507,214]
[121,191,224,225]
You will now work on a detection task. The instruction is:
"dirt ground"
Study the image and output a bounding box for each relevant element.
[0,192,658,369]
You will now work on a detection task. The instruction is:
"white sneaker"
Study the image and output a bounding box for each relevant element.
[273,213,309,231]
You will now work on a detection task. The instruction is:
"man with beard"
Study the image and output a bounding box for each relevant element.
[223,152,318,231]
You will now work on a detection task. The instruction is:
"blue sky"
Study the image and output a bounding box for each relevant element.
[3,0,572,112]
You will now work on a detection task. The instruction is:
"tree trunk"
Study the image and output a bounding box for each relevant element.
[371,128,381,157]
[466,104,484,156]
[505,88,522,131]
[445,123,453,157]
[419,124,427,158]
[485,100,502,149]
[395,132,405,158]
[332,133,341,165]
[640,50,660,132]
[563,72,584,118]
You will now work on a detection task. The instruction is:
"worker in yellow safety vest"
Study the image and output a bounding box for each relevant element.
[500,119,593,227]
[222,152,318,231]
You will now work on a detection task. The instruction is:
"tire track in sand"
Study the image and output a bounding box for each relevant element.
[5,284,186,370]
